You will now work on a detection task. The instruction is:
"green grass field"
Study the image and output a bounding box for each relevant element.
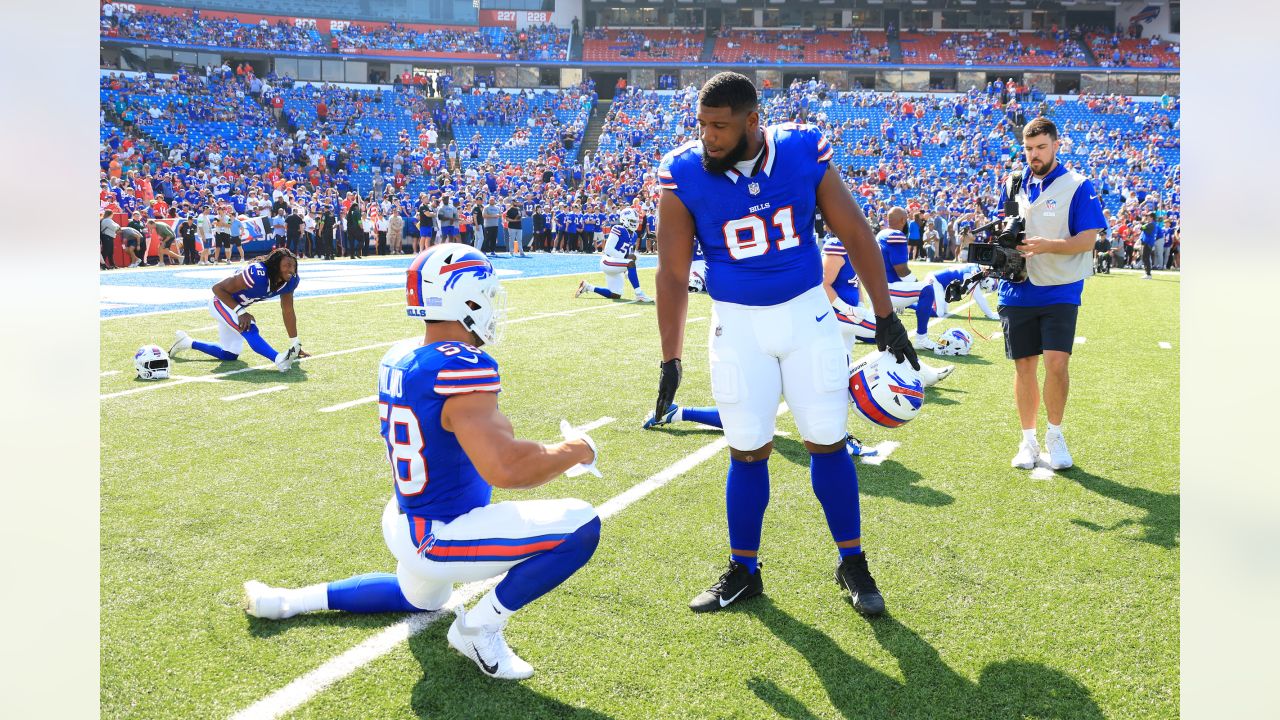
[100,264,1179,719]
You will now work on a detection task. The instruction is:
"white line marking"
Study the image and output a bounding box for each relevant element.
[508,300,638,324]
[570,417,616,434]
[230,404,787,720]
[375,302,402,307]
[1074,336,1087,344]
[688,316,707,323]
[991,331,1004,339]
[859,441,900,466]
[100,370,120,377]
[193,324,218,332]
[326,300,354,305]
[618,312,641,318]
[221,385,288,402]
[318,395,378,413]
[1158,341,1172,349]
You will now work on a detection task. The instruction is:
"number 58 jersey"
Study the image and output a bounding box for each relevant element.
[658,123,834,307]
[377,338,501,523]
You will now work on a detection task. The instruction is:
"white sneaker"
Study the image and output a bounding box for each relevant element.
[169,330,193,358]
[1045,430,1074,470]
[1012,439,1040,470]
[244,580,297,620]
[635,291,654,303]
[918,362,954,386]
[128,260,141,268]
[274,345,300,373]
[574,280,587,299]
[447,608,534,680]
[911,332,940,351]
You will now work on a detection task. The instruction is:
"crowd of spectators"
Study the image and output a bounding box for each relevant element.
[102,5,327,52]
[1086,31,1180,68]
[331,23,568,61]
[900,29,1090,66]
[714,29,890,65]
[582,28,703,62]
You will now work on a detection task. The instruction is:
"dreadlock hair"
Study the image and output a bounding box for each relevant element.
[698,72,759,115]
[260,246,299,290]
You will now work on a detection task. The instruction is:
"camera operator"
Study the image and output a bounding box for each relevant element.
[997,118,1106,471]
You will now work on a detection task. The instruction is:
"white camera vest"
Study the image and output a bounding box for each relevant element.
[1013,168,1095,287]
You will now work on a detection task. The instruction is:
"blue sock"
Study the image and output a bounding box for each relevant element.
[682,406,722,428]
[241,324,280,361]
[592,286,614,299]
[494,516,600,611]
[191,340,238,361]
[810,450,863,558]
[327,572,424,613]
[915,284,936,335]
[627,265,640,289]
[727,456,770,573]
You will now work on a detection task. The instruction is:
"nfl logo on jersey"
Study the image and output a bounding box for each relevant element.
[748,182,761,196]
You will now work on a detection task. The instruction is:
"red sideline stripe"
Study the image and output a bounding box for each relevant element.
[428,538,563,558]
[850,373,904,428]
[440,259,486,275]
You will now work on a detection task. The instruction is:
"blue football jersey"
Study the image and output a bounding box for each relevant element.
[821,236,860,307]
[377,339,501,523]
[603,225,637,260]
[875,229,909,282]
[658,123,834,306]
[231,262,300,308]
[931,263,983,288]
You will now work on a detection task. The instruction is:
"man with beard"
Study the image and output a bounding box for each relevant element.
[651,72,919,618]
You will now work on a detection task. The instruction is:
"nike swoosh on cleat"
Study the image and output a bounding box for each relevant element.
[719,586,748,607]
[815,311,830,322]
[473,647,499,675]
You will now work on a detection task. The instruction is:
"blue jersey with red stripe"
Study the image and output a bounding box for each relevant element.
[230,262,300,308]
[930,263,983,288]
[657,122,834,306]
[821,236,860,307]
[875,229,909,282]
[377,338,501,523]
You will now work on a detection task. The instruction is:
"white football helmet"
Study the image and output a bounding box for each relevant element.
[134,344,171,380]
[405,243,506,346]
[847,351,924,428]
[618,208,640,232]
[936,328,973,356]
[979,276,997,293]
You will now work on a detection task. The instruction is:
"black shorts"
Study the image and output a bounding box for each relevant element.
[998,303,1079,359]
[215,232,231,248]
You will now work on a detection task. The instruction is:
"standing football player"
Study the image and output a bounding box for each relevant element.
[652,73,919,617]
[574,207,653,302]
[244,244,603,680]
[874,206,930,313]
[168,247,306,372]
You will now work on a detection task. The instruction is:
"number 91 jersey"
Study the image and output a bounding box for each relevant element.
[658,123,834,307]
[377,338,502,522]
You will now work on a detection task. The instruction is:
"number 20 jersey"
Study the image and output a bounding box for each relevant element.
[657,122,834,307]
[377,339,501,523]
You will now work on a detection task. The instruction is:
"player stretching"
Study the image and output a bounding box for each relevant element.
[168,247,306,372]
[909,263,1000,351]
[574,208,653,302]
[243,244,602,680]
[652,73,919,617]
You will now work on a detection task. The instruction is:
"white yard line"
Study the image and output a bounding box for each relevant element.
[1074,337,1087,344]
[1158,341,1172,349]
[506,300,638,324]
[859,441,900,466]
[617,312,641,319]
[193,324,218,332]
[571,417,616,434]
[229,404,787,720]
[688,316,707,323]
[318,395,378,413]
[374,302,402,307]
[100,370,120,377]
[221,385,288,402]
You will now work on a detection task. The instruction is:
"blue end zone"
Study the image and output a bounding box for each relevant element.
[100,253,657,319]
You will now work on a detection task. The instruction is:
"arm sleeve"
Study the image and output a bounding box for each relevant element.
[1068,179,1107,236]
[656,152,679,191]
[432,352,502,397]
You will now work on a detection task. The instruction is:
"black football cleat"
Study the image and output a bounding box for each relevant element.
[689,560,764,612]
[835,553,886,616]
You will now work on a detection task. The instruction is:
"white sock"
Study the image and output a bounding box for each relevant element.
[464,590,513,629]
[673,407,684,422]
[1047,423,1063,436]
[1022,429,1037,445]
[583,283,594,291]
[291,583,330,613]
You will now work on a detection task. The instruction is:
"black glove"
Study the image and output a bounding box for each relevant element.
[875,312,921,370]
[655,358,682,421]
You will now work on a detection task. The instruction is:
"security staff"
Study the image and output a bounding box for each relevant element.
[996,117,1106,472]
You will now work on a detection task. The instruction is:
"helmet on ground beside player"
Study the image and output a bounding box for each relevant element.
[848,351,924,428]
[134,345,171,380]
[405,243,506,346]
[618,207,640,232]
[936,327,973,356]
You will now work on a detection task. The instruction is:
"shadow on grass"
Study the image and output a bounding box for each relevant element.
[244,605,409,639]
[770,437,954,508]
[747,599,1104,720]
[160,356,311,385]
[407,618,617,720]
[1062,465,1180,549]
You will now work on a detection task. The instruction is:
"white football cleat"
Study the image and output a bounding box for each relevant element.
[918,362,954,387]
[244,580,297,620]
[1012,439,1040,470]
[169,330,193,358]
[274,345,300,373]
[911,332,940,351]
[635,291,654,303]
[574,280,587,299]
[447,607,534,680]
[1045,429,1074,470]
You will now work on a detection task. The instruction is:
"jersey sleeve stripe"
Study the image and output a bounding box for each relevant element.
[434,382,501,395]
[437,368,499,379]
[241,268,255,287]
[818,148,834,162]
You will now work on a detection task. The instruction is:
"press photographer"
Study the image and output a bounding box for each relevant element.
[990,118,1107,472]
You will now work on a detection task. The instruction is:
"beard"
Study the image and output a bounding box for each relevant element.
[701,132,752,174]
